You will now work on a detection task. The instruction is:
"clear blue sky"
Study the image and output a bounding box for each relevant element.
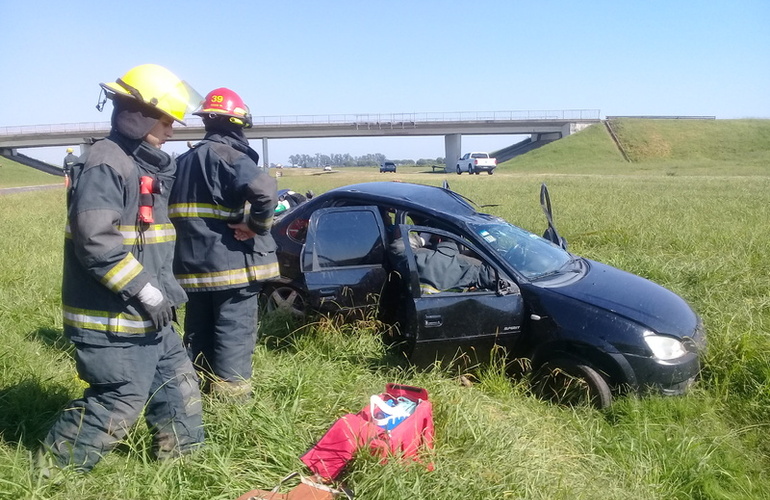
[1,0,768,165]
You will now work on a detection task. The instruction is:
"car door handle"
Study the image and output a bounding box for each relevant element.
[319,288,337,300]
[424,314,443,328]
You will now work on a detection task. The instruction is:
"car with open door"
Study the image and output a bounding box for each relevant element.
[263,181,706,408]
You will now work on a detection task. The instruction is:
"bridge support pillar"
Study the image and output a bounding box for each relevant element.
[261,138,269,169]
[444,134,461,173]
[561,122,591,137]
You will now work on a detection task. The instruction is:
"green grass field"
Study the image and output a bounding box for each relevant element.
[1,119,769,499]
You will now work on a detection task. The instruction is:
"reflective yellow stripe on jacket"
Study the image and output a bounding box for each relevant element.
[65,224,177,245]
[175,262,281,290]
[101,253,143,293]
[168,203,244,221]
[122,224,177,244]
[63,305,154,334]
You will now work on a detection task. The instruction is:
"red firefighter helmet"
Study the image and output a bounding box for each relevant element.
[195,87,253,128]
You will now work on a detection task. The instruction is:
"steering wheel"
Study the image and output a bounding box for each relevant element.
[504,244,529,269]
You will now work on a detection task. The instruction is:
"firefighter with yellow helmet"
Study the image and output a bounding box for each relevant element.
[41,64,205,473]
[169,88,279,400]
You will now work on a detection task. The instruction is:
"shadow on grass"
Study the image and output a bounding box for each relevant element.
[258,309,410,373]
[32,326,75,359]
[0,378,72,449]
[0,327,76,449]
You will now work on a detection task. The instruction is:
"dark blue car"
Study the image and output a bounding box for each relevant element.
[264,181,706,407]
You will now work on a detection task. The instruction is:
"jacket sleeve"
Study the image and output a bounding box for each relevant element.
[233,156,277,235]
[68,163,150,300]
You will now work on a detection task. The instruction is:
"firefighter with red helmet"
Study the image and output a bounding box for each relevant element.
[169,87,279,400]
[41,64,205,473]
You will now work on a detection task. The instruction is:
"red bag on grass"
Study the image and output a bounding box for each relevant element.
[300,383,434,481]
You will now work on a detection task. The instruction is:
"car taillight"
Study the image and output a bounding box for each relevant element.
[287,219,309,243]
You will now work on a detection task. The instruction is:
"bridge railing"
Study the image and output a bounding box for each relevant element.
[0,109,601,136]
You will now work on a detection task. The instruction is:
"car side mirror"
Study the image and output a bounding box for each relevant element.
[496,278,516,296]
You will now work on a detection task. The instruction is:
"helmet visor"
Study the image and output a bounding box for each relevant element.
[146,79,203,125]
[102,79,203,125]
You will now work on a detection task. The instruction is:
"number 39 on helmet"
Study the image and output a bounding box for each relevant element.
[195,88,253,129]
[99,64,203,125]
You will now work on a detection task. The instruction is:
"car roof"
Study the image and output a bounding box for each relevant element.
[321,182,479,217]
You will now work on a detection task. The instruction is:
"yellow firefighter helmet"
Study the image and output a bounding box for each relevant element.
[100,64,202,124]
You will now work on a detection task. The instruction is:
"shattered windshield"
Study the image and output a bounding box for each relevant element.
[471,220,573,279]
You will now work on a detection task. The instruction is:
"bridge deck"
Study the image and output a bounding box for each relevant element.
[0,110,601,148]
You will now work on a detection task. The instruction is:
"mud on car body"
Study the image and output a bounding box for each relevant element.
[264,181,706,408]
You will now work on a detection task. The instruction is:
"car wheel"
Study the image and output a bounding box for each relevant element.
[456,165,462,175]
[262,284,306,318]
[531,358,613,409]
[488,170,494,175]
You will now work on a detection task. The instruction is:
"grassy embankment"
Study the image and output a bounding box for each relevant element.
[0,119,768,499]
[0,156,61,188]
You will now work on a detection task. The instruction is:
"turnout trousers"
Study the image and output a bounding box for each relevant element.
[43,325,204,472]
[183,283,260,383]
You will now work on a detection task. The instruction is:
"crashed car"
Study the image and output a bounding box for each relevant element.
[264,181,706,407]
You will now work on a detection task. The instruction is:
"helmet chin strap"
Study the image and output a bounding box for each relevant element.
[95,88,108,112]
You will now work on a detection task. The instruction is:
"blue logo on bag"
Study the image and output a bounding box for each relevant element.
[371,395,417,431]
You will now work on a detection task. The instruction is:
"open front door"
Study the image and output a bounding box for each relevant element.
[301,206,389,317]
[397,226,526,366]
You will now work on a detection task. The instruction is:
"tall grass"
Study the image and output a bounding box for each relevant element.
[1,120,769,499]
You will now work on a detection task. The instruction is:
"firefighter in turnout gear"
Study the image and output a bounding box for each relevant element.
[62,147,77,187]
[169,87,280,400]
[41,64,205,473]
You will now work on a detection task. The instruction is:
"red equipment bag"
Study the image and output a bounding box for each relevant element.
[299,383,434,481]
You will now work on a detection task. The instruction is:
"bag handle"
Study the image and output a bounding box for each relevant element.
[385,383,429,401]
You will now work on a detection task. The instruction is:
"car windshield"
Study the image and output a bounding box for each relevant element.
[470,220,573,279]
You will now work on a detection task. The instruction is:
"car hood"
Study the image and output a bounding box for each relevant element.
[547,259,699,337]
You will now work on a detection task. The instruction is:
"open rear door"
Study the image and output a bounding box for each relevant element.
[301,206,389,317]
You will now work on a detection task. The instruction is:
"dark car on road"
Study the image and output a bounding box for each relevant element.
[380,161,397,173]
[263,182,706,407]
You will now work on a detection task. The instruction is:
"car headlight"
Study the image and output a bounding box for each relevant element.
[644,332,687,360]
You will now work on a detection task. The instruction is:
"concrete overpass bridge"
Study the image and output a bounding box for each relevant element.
[0,109,601,172]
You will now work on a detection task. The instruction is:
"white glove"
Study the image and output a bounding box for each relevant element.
[137,282,164,307]
[136,283,172,329]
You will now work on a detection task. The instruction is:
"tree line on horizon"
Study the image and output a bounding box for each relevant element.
[285,152,445,168]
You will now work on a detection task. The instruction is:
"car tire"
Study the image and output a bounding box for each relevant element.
[488,170,494,175]
[261,284,307,318]
[456,165,462,175]
[531,358,613,409]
